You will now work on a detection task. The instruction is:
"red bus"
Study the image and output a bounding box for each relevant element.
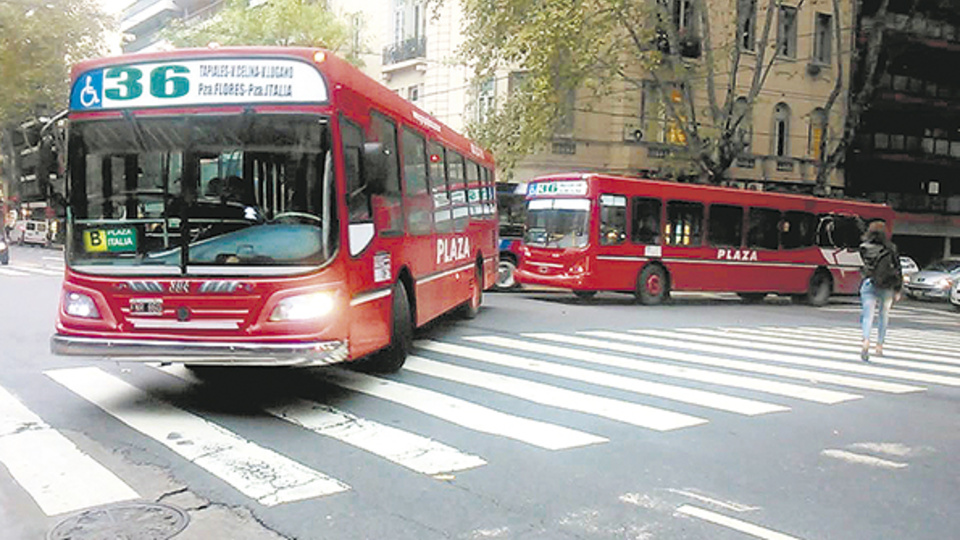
[514,173,894,305]
[50,47,498,372]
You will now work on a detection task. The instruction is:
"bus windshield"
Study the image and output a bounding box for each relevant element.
[524,198,590,248]
[67,114,336,273]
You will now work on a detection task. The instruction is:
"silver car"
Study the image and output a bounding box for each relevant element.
[951,278,960,311]
[904,258,960,301]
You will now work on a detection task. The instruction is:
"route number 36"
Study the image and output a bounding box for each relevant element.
[105,65,190,100]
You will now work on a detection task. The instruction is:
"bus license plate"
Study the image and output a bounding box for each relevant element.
[130,298,163,315]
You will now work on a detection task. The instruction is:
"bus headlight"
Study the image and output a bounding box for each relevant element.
[270,292,335,321]
[64,292,101,319]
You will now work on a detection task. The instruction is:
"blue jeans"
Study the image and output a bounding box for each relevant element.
[860,278,895,344]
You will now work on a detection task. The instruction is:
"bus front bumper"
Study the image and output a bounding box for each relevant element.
[514,267,586,290]
[50,334,349,367]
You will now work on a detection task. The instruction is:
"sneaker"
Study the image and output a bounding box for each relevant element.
[860,348,870,362]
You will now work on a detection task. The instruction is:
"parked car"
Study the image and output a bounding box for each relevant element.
[0,233,8,265]
[903,258,960,301]
[951,278,960,311]
[11,220,51,247]
[899,256,919,282]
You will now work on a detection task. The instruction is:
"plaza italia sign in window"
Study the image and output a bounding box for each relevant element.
[70,58,328,111]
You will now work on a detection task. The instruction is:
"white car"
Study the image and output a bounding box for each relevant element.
[11,220,50,247]
[951,278,960,311]
[899,256,919,280]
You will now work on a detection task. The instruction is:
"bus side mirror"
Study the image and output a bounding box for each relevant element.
[363,142,388,195]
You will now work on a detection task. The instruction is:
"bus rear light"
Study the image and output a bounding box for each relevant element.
[269,292,336,322]
[64,292,101,319]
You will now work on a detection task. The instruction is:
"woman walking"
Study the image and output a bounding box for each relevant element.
[858,221,903,361]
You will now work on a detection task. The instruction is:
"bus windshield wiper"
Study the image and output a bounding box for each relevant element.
[122,110,147,151]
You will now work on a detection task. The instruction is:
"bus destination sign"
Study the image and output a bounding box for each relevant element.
[70,58,328,111]
[527,181,588,198]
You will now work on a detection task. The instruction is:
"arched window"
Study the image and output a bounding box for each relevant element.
[773,103,790,157]
[808,108,827,160]
[733,97,752,153]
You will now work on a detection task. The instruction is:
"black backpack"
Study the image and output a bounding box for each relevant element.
[872,248,901,289]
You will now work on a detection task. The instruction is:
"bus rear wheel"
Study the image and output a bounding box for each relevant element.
[461,265,483,319]
[363,280,413,373]
[636,265,668,305]
[805,271,832,307]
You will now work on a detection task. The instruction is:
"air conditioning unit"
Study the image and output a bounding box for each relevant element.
[806,63,822,77]
[747,182,764,191]
[623,123,644,142]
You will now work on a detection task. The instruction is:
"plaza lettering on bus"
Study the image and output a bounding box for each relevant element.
[437,237,471,265]
[717,248,758,262]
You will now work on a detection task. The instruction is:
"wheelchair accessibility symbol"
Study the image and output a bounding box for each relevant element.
[79,76,100,107]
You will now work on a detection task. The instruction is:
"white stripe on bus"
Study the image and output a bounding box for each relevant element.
[154,365,486,476]
[415,340,789,416]
[403,356,707,431]
[320,368,607,450]
[0,384,139,515]
[46,367,349,505]
[349,287,391,307]
[532,333,922,394]
[464,336,862,403]
[416,263,476,286]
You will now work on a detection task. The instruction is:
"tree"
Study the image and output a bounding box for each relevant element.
[0,0,113,124]
[164,0,356,63]
[458,0,865,187]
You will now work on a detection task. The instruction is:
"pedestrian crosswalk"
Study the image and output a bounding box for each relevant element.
[1,325,957,517]
[821,303,960,327]
[0,262,64,277]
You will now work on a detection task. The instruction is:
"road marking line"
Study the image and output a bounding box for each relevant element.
[416,340,789,416]
[722,328,960,363]
[42,256,64,262]
[537,333,921,394]
[46,367,349,505]
[466,336,862,404]
[676,505,806,540]
[0,384,139,515]
[320,368,607,450]
[666,489,760,513]
[776,327,960,357]
[154,365,486,476]
[638,329,960,376]
[592,331,960,388]
[821,449,908,469]
[9,265,62,276]
[404,356,707,431]
[0,267,30,277]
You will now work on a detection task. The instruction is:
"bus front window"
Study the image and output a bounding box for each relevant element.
[524,198,590,248]
[67,114,336,273]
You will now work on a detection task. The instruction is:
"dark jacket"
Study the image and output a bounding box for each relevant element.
[859,237,902,291]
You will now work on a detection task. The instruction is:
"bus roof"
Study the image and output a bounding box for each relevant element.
[527,172,893,216]
[69,46,493,164]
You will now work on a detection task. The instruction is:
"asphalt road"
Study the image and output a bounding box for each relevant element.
[1,243,959,540]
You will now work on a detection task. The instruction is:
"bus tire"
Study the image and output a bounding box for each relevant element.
[738,292,766,304]
[495,258,518,290]
[364,280,413,373]
[462,264,483,319]
[574,290,597,300]
[806,270,832,307]
[636,264,668,305]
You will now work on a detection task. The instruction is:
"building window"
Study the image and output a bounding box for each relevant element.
[740,0,757,51]
[773,102,790,157]
[777,5,798,58]
[814,13,832,64]
[407,84,420,102]
[808,108,826,160]
[476,77,496,124]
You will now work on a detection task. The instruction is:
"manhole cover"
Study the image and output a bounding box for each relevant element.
[48,501,189,540]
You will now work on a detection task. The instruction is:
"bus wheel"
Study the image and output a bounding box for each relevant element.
[738,292,766,304]
[636,265,668,305]
[574,291,597,300]
[495,259,518,290]
[365,281,413,373]
[462,265,483,319]
[806,271,832,307]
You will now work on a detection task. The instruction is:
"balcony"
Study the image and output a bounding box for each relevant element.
[382,37,427,67]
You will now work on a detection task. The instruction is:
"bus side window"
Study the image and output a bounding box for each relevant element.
[466,160,483,217]
[781,211,816,249]
[631,197,661,245]
[340,118,370,223]
[816,214,862,249]
[428,142,452,233]
[447,150,468,232]
[599,194,627,245]
[665,201,703,246]
[401,128,432,235]
[370,112,403,234]
[707,204,743,247]
[747,207,781,250]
